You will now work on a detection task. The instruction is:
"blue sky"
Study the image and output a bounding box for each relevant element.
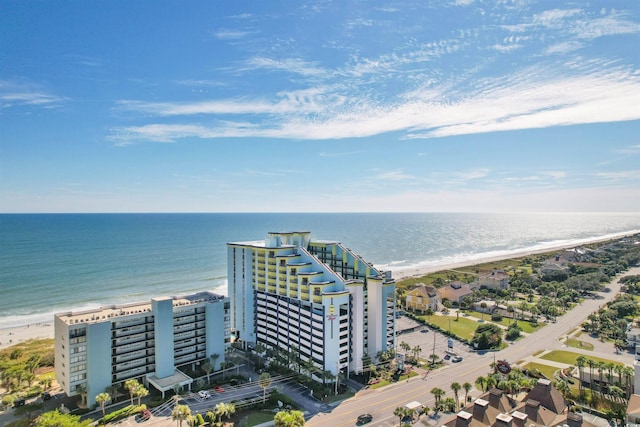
[1,1,639,213]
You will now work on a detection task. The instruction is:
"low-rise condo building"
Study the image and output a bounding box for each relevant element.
[227,231,396,378]
[54,291,229,407]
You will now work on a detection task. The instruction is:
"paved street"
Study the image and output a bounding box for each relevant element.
[305,267,639,427]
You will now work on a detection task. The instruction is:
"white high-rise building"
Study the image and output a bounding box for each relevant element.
[227,231,396,377]
[54,291,229,406]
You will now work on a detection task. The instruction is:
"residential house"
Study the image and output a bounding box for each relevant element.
[405,284,439,312]
[438,281,473,304]
[478,269,510,291]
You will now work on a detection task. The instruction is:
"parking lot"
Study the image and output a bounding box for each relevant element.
[395,315,473,363]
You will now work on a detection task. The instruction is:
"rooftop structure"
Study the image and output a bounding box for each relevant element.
[54,291,229,407]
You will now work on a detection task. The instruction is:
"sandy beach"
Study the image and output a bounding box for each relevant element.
[0,323,54,350]
[1,231,636,352]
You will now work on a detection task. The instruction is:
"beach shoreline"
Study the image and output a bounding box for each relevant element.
[390,232,637,280]
[0,323,54,350]
[1,231,637,351]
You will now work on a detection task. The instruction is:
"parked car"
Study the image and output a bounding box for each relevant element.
[141,409,152,421]
[14,398,25,407]
[420,328,429,333]
[198,390,211,399]
[357,414,373,425]
[213,385,225,393]
[452,355,463,363]
[41,391,51,400]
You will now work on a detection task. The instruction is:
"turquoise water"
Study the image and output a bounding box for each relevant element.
[1,212,639,327]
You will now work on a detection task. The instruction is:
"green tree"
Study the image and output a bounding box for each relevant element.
[95,392,111,418]
[201,359,213,384]
[462,382,472,405]
[274,409,305,427]
[171,404,191,427]
[430,387,445,411]
[34,410,92,427]
[393,406,407,425]
[475,376,487,393]
[451,382,461,409]
[258,372,272,403]
[136,384,149,405]
[124,379,140,406]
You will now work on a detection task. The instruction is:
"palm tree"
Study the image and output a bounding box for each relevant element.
[201,359,212,384]
[451,382,461,409]
[586,358,596,398]
[106,385,119,402]
[76,383,88,407]
[124,379,139,406]
[596,362,605,395]
[258,372,272,403]
[400,341,411,356]
[210,353,220,372]
[394,406,407,425]
[428,353,440,367]
[368,363,377,382]
[205,410,216,425]
[95,392,110,418]
[274,409,305,427]
[462,382,472,406]
[575,355,586,397]
[622,366,634,398]
[412,345,422,363]
[430,387,445,411]
[171,404,191,427]
[136,385,148,406]
[214,402,229,423]
[475,376,487,393]
[486,374,498,391]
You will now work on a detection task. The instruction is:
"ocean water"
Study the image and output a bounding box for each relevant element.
[1,212,639,328]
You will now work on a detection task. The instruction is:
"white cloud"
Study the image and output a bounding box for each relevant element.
[211,29,254,40]
[372,170,414,181]
[0,80,68,109]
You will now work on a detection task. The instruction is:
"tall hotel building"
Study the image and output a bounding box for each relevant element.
[54,291,229,406]
[228,231,396,377]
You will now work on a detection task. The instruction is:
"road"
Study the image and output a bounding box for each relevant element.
[305,267,639,427]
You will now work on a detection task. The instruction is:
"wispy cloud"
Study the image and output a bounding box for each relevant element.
[111,61,640,145]
[211,29,254,40]
[372,170,414,181]
[0,80,68,109]
[615,144,640,155]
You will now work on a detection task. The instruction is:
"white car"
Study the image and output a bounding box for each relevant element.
[198,390,211,399]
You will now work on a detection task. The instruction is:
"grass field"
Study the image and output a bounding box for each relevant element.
[418,314,480,341]
[565,338,594,351]
[464,310,543,333]
[522,362,558,380]
[540,350,624,367]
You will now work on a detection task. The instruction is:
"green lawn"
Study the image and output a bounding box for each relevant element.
[565,338,594,351]
[464,310,543,333]
[419,314,481,341]
[522,362,558,380]
[540,350,625,367]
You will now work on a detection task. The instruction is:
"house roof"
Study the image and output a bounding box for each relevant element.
[438,282,473,300]
[524,378,567,415]
[408,284,438,298]
[479,270,509,280]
